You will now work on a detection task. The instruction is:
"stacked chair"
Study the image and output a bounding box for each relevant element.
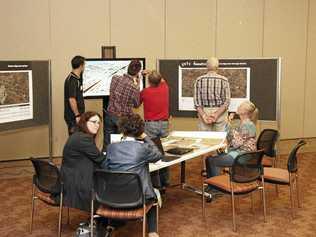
[263,140,306,217]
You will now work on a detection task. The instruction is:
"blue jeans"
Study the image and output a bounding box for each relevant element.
[145,121,169,187]
[205,153,234,178]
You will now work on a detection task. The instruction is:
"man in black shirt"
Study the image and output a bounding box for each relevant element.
[64,55,85,135]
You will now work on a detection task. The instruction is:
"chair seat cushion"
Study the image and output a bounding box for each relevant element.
[204,175,259,194]
[262,156,273,167]
[96,203,154,220]
[263,167,289,184]
[36,191,59,206]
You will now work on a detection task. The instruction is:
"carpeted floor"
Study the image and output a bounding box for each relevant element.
[0,153,316,237]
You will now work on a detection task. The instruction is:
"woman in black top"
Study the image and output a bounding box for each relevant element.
[61,111,106,212]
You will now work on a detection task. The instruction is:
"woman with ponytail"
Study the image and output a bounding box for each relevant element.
[205,101,259,189]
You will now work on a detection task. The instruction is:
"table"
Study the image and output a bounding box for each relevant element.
[149,131,226,172]
[111,131,226,199]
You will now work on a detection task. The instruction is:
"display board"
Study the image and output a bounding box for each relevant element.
[83,58,146,98]
[0,60,50,132]
[158,58,280,121]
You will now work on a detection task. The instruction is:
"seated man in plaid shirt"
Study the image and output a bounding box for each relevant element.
[104,60,142,148]
[193,57,231,132]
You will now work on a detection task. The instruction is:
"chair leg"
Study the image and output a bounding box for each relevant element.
[250,192,255,214]
[230,182,237,232]
[289,174,295,218]
[275,184,279,197]
[67,207,70,224]
[156,204,159,233]
[143,205,146,237]
[261,177,267,223]
[235,196,240,214]
[30,184,36,233]
[296,173,302,208]
[58,192,63,237]
[202,183,206,219]
[90,199,94,237]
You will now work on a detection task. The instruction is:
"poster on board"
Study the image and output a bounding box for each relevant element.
[0,65,33,124]
[178,60,250,112]
[83,58,145,97]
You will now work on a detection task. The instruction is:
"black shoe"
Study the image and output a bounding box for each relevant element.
[104,226,114,237]
[204,186,223,197]
[159,186,167,195]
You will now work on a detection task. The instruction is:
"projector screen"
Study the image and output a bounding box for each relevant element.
[83,58,145,98]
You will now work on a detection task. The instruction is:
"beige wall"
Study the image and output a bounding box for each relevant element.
[0,0,316,160]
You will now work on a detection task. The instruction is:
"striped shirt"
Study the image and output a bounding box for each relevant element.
[193,72,230,108]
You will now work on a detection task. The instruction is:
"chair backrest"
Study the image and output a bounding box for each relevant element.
[287,140,306,173]
[30,158,62,194]
[256,129,279,157]
[93,169,144,209]
[231,150,264,183]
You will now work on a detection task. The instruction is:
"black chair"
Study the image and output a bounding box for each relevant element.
[263,140,306,217]
[91,169,159,237]
[256,129,279,167]
[30,158,68,237]
[202,150,266,232]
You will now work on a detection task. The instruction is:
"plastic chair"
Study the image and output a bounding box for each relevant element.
[202,150,266,232]
[263,140,306,217]
[91,169,159,237]
[30,158,68,237]
[256,129,279,167]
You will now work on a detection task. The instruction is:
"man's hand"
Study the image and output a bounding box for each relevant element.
[76,116,80,124]
[141,69,151,76]
[201,113,214,124]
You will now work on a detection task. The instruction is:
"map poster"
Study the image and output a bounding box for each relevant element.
[0,67,33,124]
[178,60,250,112]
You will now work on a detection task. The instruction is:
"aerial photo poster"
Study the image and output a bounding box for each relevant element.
[178,60,250,112]
[0,68,33,124]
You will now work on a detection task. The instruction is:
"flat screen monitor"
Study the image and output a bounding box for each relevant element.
[82,58,145,98]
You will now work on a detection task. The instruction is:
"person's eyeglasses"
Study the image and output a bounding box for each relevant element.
[88,120,100,125]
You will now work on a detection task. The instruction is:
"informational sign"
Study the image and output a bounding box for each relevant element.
[0,65,33,124]
[178,60,250,112]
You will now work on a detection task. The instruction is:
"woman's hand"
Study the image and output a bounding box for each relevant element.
[138,132,147,140]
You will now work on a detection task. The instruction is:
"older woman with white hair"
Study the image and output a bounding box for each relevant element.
[205,100,259,181]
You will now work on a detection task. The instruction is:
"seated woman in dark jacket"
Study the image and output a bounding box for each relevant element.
[61,111,106,212]
[102,114,163,237]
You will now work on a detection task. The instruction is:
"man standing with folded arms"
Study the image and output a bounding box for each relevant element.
[64,55,86,135]
[193,57,231,132]
[140,70,170,189]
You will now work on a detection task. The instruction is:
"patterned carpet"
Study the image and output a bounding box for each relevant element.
[0,153,316,237]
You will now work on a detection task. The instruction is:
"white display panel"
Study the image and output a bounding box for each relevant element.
[83,58,145,97]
